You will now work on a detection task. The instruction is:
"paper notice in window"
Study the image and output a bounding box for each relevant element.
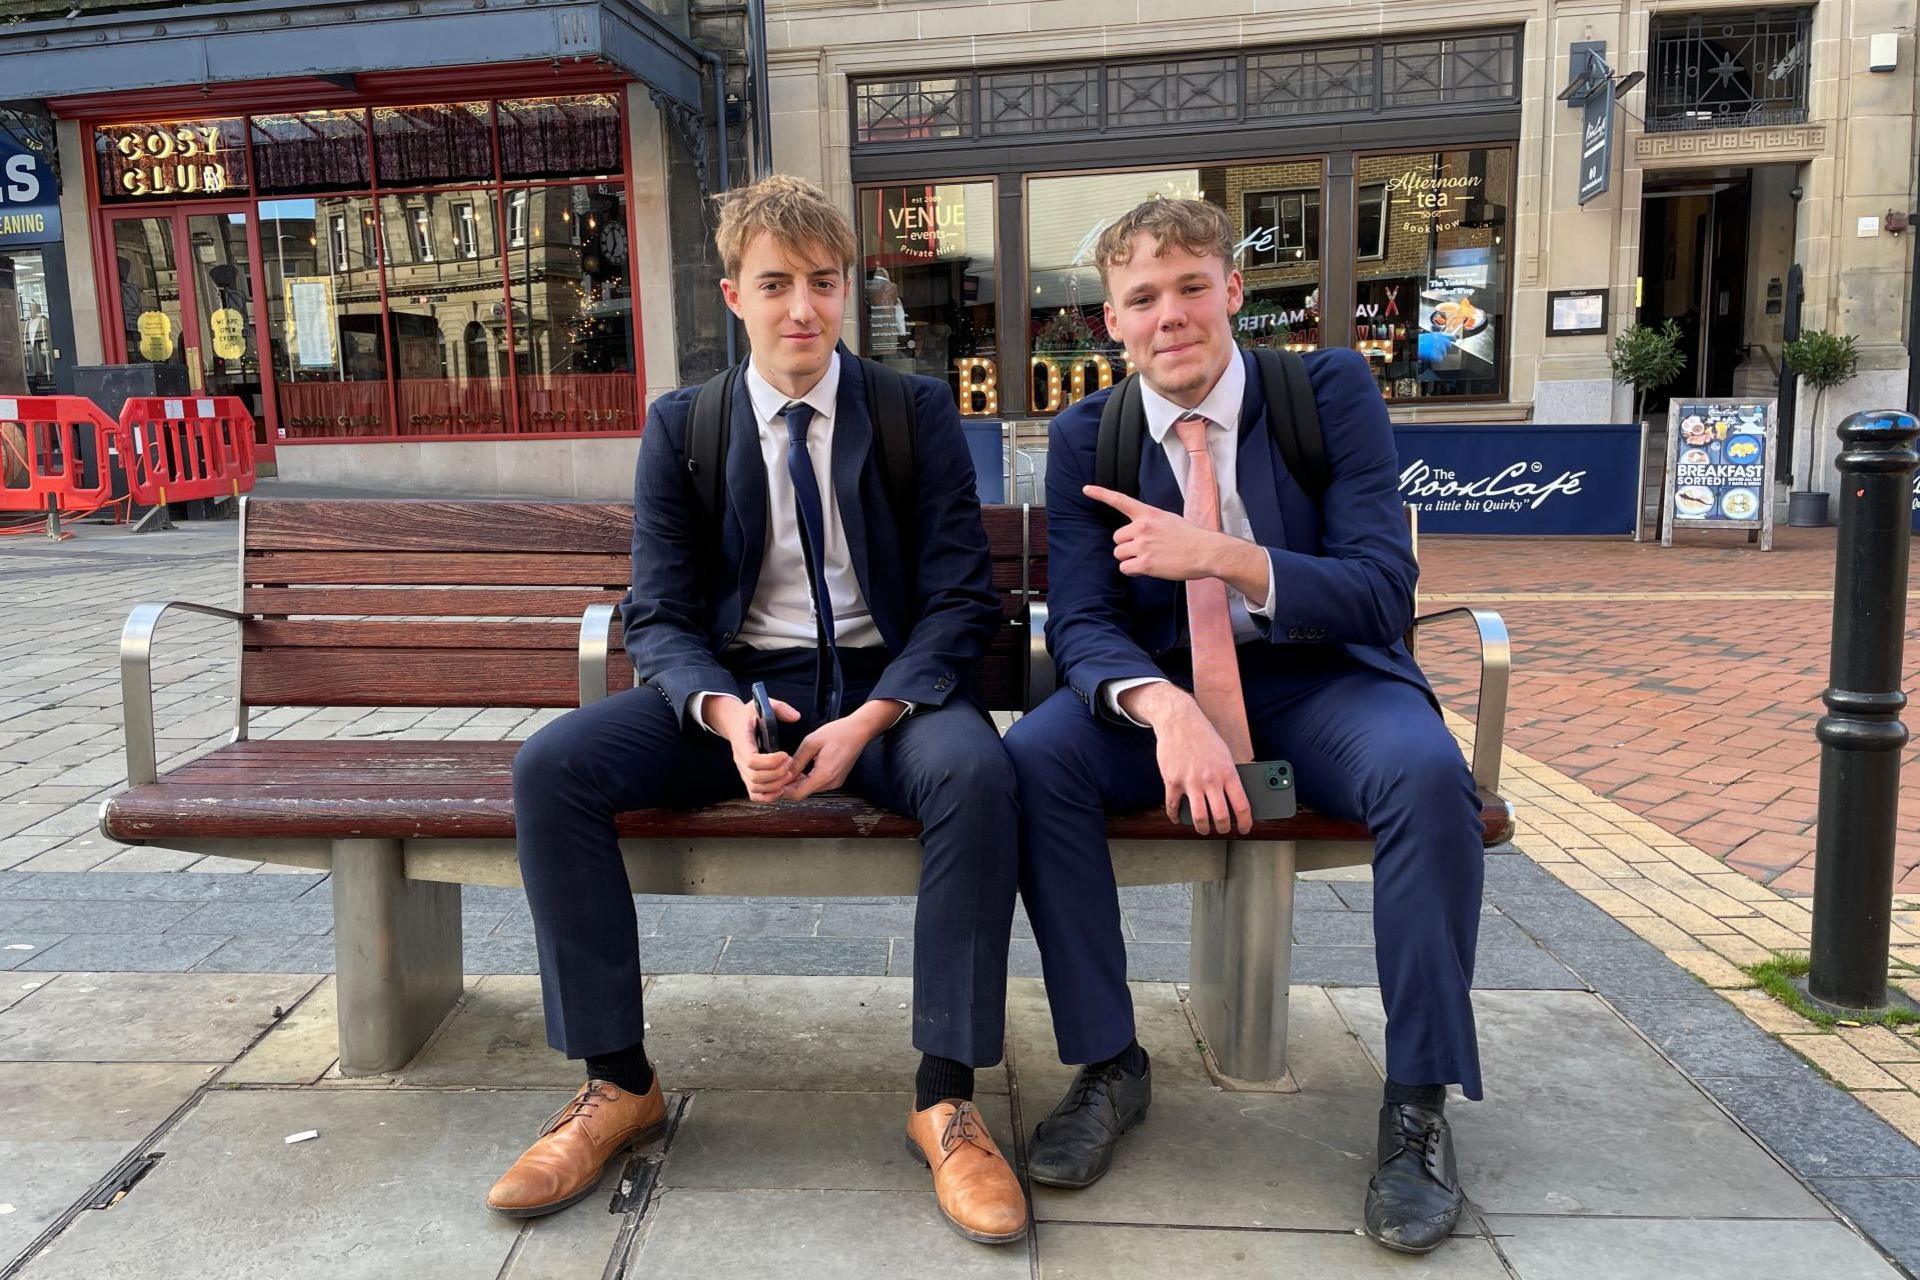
[287,277,338,370]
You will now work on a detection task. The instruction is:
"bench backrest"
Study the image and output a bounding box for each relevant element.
[238,499,1043,712]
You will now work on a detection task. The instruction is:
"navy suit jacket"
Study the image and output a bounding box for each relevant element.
[621,349,1002,724]
[1044,345,1432,720]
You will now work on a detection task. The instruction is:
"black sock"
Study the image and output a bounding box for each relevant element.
[1092,1037,1148,1077]
[585,1041,655,1096]
[915,1054,975,1110]
[1384,1079,1446,1110]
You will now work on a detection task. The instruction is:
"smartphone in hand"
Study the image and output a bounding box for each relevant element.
[750,682,779,753]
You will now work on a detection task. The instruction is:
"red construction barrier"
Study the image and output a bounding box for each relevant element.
[117,396,258,507]
[0,394,120,514]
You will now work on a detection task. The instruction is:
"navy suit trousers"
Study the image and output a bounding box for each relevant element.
[1003,647,1486,1099]
[512,647,1020,1067]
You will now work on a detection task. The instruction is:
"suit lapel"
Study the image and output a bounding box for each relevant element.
[724,369,768,609]
[830,352,876,627]
[1234,349,1288,551]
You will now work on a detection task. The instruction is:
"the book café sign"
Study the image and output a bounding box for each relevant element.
[97,121,238,198]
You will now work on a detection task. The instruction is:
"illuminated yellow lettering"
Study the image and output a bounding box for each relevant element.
[954,358,997,417]
[199,126,221,155]
[1029,358,1064,415]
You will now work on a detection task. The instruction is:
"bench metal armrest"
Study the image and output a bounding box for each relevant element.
[1026,600,1056,709]
[1410,606,1510,795]
[120,601,249,788]
[579,603,620,707]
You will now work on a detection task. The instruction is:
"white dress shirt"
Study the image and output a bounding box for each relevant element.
[693,352,905,732]
[1105,352,1279,722]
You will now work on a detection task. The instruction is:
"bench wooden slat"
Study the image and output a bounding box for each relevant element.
[244,587,630,617]
[243,620,586,651]
[241,649,617,707]
[245,551,632,587]
[104,742,1514,846]
[246,500,632,554]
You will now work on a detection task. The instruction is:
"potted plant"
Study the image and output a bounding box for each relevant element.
[1608,319,1687,427]
[1782,329,1861,526]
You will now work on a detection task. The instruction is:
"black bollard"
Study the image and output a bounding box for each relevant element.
[1809,409,1920,1012]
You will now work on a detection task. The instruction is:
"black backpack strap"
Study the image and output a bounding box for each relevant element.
[1251,347,1330,501]
[1093,373,1146,522]
[858,356,918,541]
[686,363,740,529]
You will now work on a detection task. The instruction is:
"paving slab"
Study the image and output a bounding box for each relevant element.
[714,936,891,976]
[0,973,318,1062]
[168,901,334,935]
[0,972,56,1013]
[662,1090,1015,1192]
[15,932,230,973]
[13,1089,575,1280]
[1538,940,1719,1000]
[220,978,338,1085]
[398,976,576,1088]
[1485,1215,1906,1279]
[0,1062,209,1265]
[1808,1176,1920,1271]
[1033,1222,1509,1278]
[1008,978,1216,1100]
[192,934,337,973]
[1609,996,1823,1079]
[495,1159,632,1280]
[1695,1074,1920,1178]
[0,937,63,971]
[641,975,1009,1095]
[630,1188,1027,1279]
[1329,989,1826,1219]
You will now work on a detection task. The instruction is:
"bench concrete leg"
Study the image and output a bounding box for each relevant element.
[1188,839,1297,1083]
[330,838,464,1076]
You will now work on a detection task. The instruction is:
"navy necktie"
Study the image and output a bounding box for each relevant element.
[782,401,843,721]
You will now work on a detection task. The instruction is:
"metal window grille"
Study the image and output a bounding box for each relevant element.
[1648,9,1812,132]
[1247,45,1376,117]
[855,78,971,143]
[1382,33,1521,109]
[981,67,1099,135]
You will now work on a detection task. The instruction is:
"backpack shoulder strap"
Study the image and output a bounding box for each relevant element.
[1251,347,1330,501]
[858,356,918,532]
[1094,374,1146,516]
[686,363,740,528]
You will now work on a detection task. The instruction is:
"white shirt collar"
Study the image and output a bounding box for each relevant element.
[1139,347,1246,442]
[745,350,841,429]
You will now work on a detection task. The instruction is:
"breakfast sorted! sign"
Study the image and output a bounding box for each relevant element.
[1661,399,1775,551]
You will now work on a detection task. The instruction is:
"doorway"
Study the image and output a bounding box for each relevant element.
[1636,178,1752,403]
[104,205,274,450]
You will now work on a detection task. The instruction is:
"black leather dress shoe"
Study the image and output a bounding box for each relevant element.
[1363,1101,1465,1254]
[1026,1055,1152,1189]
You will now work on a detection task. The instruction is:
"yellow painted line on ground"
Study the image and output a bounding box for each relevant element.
[1439,708,1920,1136]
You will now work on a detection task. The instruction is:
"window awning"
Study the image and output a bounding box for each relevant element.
[0,0,707,115]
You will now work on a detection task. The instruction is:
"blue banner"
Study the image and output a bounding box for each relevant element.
[0,130,61,248]
[1393,422,1642,536]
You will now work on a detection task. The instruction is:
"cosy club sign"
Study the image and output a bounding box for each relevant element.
[97,120,240,198]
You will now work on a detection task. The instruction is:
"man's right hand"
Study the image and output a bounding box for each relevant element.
[1116,682,1253,836]
[702,694,803,804]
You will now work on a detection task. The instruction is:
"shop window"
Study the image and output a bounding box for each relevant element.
[259,196,389,438]
[1356,183,1388,260]
[372,102,493,187]
[328,215,351,272]
[251,109,369,195]
[95,118,247,203]
[857,182,998,416]
[2,250,56,396]
[382,190,508,434]
[498,96,622,181]
[508,190,529,247]
[1649,9,1812,132]
[1351,147,1511,401]
[505,184,635,433]
[1023,161,1325,416]
[454,203,479,259]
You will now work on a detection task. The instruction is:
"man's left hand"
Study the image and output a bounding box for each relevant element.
[783,699,907,800]
[1084,485,1265,589]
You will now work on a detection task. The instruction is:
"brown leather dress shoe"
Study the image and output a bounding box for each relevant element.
[904,1100,1030,1244]
[487,1077,668,1217]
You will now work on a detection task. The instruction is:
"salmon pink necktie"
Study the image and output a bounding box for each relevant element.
[1172,412,1254,763]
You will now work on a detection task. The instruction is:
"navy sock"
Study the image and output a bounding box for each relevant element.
[1384,1079,1446,1110]
[1092,1038,1149,1077]
[585,1041,655,1097]
[916,1054,975,1110]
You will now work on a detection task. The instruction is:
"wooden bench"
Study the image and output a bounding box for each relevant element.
[102,499,1512,1081]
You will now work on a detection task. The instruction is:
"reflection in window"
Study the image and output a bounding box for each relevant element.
[505,184,635,432]
[329,214,350,272]
[498,96,622,180]
[1356,183,1388,260]
[259,197,388,437]
[508,190,529,247]
[373,102,493,187]
[112,217,185,372]
[857,182,998,415]
[1352,148,1511,401]
[251,110,369,195]
[1024,163,1324,415]
[455,203,479,259]
[381,191,507,434]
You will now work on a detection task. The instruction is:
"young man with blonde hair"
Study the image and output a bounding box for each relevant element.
[495,175,1028,1245]
[1004,196,1485,1255]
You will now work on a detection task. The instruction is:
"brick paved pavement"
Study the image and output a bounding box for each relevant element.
[1412,526,1920,895]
